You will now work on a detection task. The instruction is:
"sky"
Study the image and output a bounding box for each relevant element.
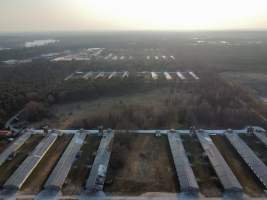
[1,0,267,32]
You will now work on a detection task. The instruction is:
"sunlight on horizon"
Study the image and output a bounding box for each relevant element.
[83,0,267,30]
[0,0,267,32]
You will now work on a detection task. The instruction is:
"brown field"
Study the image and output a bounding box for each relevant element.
[240,134,267,165]
[20,135,73,194]
[62,135,101,195]
[104,133,178,195]
[212,135,265,197]
[181,135,223,197]
[0,135,43,186]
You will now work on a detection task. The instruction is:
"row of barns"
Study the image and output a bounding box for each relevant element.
[65,71,200,81]
[0,127,267,199]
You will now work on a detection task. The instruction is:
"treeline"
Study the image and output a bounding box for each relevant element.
[0,61,74,127]
[0,61,161,128]
[70,75,267,129]
[1,61,266,130]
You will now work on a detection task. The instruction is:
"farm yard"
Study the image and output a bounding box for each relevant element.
[240,134,267,165]
[62,135,101,195]
[51,48,177,63]
[20,135,72,194]
[0,135,43,186]
[104,133,179,195]
[0,128,266,199]
[181,134,223,197]
[1,38,267,200]
[64,71,200,82]
[1,29,267,200]
[212,135,266,197]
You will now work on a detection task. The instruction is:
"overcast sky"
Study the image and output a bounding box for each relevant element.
[1,0,267,32]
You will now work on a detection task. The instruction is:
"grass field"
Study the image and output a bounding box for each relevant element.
[20,135,72,194]
[62,135,101,195]
[0,135,43,186]
[181,135,223,197]
[104,133,178,195]
[212,135,265,197]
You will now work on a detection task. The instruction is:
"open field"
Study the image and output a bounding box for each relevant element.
[104,133,178,195]
[240,134,267,165]
[0,135,43,186]
[28,87,169,129]
[20,135,72,194]
[181,135,223,197]
[62,135,101,195]
[212,135,265,197]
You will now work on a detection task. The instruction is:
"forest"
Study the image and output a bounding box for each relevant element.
[1,60,266,130]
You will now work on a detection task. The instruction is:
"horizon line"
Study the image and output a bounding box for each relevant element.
[1,28,267,35]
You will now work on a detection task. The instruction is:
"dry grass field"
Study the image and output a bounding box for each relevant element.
[104,133,178,195]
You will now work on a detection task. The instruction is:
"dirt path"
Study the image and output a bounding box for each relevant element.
[20,135,73,194]
[212,135,265,197]
[105,133,178,195]
[62,135,101,195]
[0,135,43,186]
[181,135,223,197]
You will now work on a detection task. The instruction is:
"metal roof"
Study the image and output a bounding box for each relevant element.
[85,131,114,191]
[254,132,267,147]
[197,131,243,192]
[167,132,199,193]
[226,133,267,188]
[0,132,31,167]
[44,133,86,189]
[4,133,57,189]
